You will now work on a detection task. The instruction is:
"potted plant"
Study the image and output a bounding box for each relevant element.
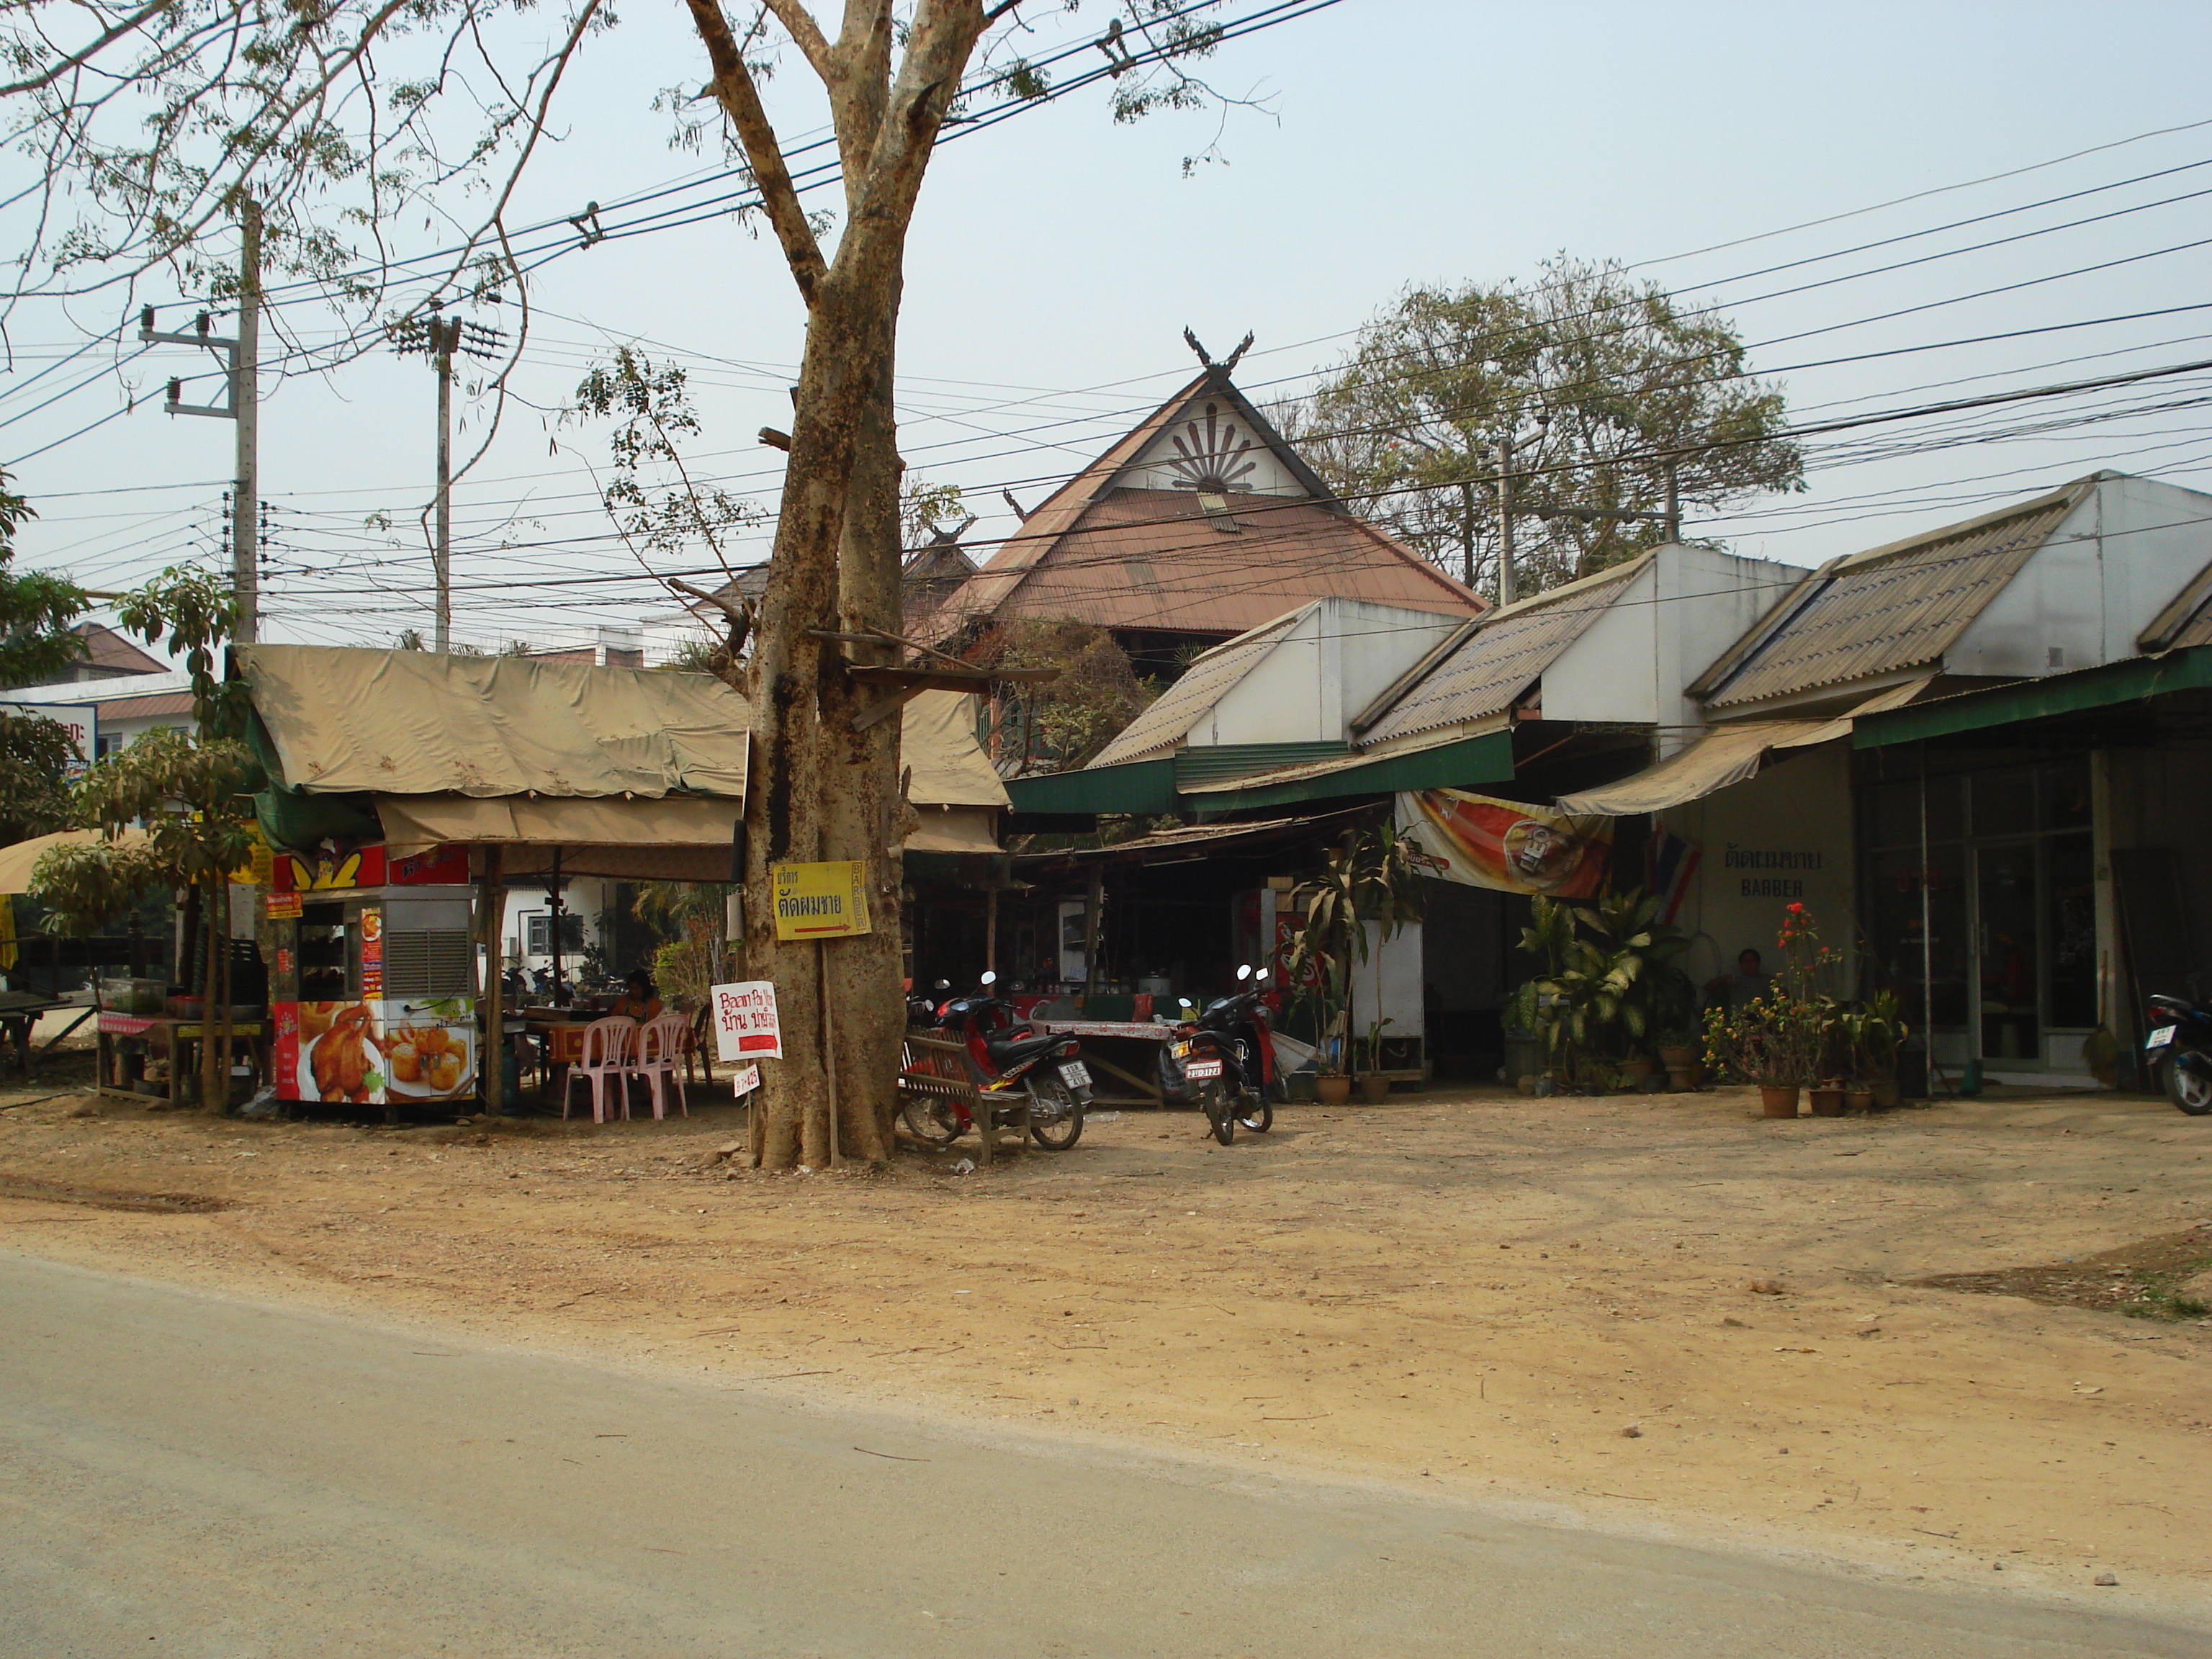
[1357,1013,1395,1103]
[1506,889,1691,1095]
[1704,994,1817,1116]
[1285,825,1424,1111]
[1656,1022,1701,1091]
[1860,991,1908,1108]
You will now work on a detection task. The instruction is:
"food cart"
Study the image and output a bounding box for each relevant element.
[266,842,480,1116]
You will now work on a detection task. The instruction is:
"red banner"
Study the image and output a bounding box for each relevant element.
[1398,790,1613,899]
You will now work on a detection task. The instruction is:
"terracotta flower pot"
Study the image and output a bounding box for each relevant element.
[1873,1079,1902,1110]
[1624,1057,1657,1089]
[1666,1066,1699,1093]
[1847,1089,1876,1114]
[1657,1046,1697,1070]
[1759,1084,1801,1118]
[1316,1074,1353,1106]
[1808,1087,1848,1118]
[1359,1072,1390,1104]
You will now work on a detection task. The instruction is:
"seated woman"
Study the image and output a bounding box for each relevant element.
[612,970,664,1025]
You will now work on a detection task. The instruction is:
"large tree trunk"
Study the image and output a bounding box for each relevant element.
[696,0,988,1169]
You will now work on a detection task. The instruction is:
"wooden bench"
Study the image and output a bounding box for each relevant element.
[898,1030,1027,1165]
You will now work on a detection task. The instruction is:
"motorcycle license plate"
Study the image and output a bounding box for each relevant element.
[1058,1061,1092,1089]
[1184,1058,1224,1080]
[2145,1023,2177,1052]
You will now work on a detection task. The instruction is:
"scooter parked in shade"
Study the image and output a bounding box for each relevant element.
[2144,989,2212,1115]
[904,971,1093,1149]
[1175,964,1280,1145]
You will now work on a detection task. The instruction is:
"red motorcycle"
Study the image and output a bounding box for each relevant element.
[901,971,1092,1150]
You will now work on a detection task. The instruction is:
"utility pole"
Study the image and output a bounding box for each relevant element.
[390,305,503,651]
[1494,433,1517,607]
[1459,478,1476,590]
[139,197,262,640]
[1663,459,1681,543]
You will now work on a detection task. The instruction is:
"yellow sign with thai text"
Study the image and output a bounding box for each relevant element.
[770,860,872,940]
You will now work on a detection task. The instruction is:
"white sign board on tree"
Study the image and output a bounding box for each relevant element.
[710,980,783,1061]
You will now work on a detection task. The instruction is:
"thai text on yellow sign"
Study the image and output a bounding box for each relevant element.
[770,860,872,940]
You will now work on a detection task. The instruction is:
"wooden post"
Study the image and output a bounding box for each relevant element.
[817,938,839,1167]
[480,845,505,1116]
[1083,866,1104,1003]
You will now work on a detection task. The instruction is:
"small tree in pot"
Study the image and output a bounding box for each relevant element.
[1285,824,1425,1100]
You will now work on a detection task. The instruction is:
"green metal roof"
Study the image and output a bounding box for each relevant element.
[1853,644,2212,747]
[1004,757,1177,817]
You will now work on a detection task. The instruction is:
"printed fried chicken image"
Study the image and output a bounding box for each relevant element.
[312,1003,377,1102]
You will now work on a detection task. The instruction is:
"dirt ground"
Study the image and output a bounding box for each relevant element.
[3,1064,2208,1614]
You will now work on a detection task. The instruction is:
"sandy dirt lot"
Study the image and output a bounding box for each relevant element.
[3,1069,2207,1614]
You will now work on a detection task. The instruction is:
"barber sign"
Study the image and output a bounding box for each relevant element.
[710,980,784,1061]
[770,859,872,940]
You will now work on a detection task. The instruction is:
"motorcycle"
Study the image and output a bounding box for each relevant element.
[905,977,953,1030]
[2143,991,2212,1115]
[902,971,1093,1150]
[1175,963,1280,1145]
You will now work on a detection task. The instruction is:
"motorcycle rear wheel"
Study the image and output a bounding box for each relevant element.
[1200,1080,1234,1145]
[2165,1054,2212,1116]
[1233,1089,1273,1134]
[899,1097,966,1145]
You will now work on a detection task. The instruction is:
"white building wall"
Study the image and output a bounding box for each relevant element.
[1658,744,1858,994]
[1194,600,1467,747]
[1952,476,2212,676]
[1538,546,1805,745]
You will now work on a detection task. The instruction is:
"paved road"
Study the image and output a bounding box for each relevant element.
[1,1251,2199,1658]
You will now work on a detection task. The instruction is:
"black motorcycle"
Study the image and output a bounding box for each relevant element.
[2144,992,2212,1116]
[1177,964,1278,1145]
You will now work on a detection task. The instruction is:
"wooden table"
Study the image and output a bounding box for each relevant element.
[0,989,69,1077]
[95,1013,267,1107]
[1035,1019,1185,1109]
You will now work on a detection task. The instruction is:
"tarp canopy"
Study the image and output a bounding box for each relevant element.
[1555,678,1933,815]
[238,645,750,800]
[237,647,1006,864]
[0,827,152,895]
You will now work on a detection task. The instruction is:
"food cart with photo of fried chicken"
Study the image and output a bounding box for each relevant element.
[266,841,480,1117]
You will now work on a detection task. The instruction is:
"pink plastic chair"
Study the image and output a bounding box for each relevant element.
[562,1017,636,1124]
[628,1013,691,1120]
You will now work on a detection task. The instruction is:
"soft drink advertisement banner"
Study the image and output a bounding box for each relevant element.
[1397,790,1613,899]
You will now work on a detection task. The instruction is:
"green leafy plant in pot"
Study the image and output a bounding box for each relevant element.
[1504,889,1691,1094]
[1284,824,1424,1105]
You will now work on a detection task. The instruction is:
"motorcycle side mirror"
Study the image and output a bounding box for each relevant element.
[1255,968,1271,984]
[934,979,951,992]
[979,970,997,987]
[1236,963,1252,982]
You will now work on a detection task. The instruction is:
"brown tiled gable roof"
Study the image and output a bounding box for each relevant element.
[919,368,1481,644]
[1696,477,2097,710]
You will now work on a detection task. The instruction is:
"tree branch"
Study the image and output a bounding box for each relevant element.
[759,0,834,81]
[683,0,828,305]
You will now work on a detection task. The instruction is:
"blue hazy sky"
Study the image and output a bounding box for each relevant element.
[8,0,2212,652]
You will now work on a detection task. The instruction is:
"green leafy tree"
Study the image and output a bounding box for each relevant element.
[976,619,1158,776]
[1285,257,1804,596]
[35,568,258,1110]
[0,468,94,844]
[1506,889,1692,1090]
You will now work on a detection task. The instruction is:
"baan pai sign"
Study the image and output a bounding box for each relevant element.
[770,860,873,940]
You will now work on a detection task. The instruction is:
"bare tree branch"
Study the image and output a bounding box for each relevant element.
[683,0,828,304]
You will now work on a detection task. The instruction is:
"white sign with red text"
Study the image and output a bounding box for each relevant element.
[710,980,783,1061]
[730,1063,761,1099]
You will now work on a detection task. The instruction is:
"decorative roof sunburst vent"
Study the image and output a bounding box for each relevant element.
[1164,402,1259,494]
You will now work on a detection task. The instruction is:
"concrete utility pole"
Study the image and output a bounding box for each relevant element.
[1494,433,1518,608]
[139,197,262,640]
[391,304,503,651]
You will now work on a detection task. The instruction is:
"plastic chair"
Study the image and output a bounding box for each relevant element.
[684,1002,716,1085]
[562,1017,635,1124]
[628,1012,691,1120]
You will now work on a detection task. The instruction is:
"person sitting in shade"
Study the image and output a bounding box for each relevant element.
[1707,948,1773,1010]
[613,969,663,1025]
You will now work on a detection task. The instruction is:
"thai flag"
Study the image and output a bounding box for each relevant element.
[1650,830,1700,926]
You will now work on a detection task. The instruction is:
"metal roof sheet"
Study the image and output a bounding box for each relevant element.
[1701,479,2092,710]
[1087,605,1312,768]
[1356,558,1647,747]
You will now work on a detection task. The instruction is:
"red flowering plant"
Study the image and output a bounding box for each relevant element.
[1703,904,1843,1088]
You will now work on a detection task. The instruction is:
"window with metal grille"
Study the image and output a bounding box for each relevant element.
[383,930,475,997]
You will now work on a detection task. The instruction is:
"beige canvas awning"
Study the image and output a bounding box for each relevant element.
[0,828,153,895]
[902,805,1001,855]
[1556,678,1935,816]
